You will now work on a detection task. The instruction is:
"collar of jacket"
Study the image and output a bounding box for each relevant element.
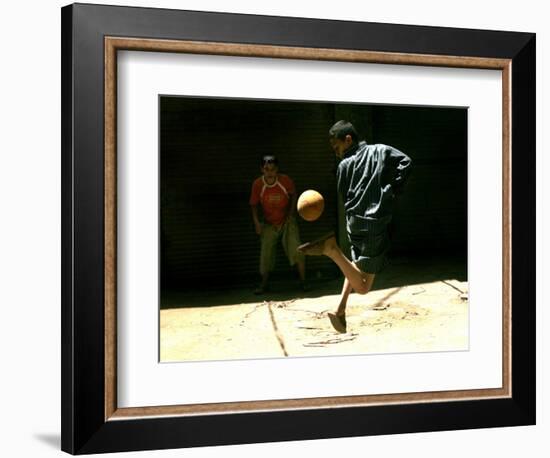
[342,140,367,160]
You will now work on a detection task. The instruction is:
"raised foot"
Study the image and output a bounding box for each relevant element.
[297,231,336,256]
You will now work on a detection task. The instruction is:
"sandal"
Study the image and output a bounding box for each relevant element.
[328,312,347,333]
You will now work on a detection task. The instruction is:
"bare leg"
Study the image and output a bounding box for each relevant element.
[336,277,353,316]
[254,271,270,294]
[256,224,278,294]
[296,258,305,282]
[283,218,306,287]
[322,239,374,295]
[298,235,376,332]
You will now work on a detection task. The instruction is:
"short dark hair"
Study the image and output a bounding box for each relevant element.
[329,120,359,143]
[260,155,279,166]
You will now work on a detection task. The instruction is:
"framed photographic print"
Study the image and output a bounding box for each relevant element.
[61,3,535,454]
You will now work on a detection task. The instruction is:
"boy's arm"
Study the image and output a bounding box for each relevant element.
[336,160,350,199]
[386,146,413,195]
[251,205,262,235]
[283,175,297,220]
[288,192,297,219]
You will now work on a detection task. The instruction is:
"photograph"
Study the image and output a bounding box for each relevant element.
[159,96,468,362]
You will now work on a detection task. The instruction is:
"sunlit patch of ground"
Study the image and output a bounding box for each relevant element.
[160,273,468,362]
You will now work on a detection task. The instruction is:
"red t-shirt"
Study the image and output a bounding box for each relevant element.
[249,174,295,227]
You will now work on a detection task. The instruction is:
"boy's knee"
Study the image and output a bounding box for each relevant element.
[356,283,370,295]
[355,273,374,295]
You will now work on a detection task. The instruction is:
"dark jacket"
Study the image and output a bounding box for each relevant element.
[336,141,412,238]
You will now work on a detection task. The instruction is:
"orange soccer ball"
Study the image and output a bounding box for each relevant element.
[297,190,325,222]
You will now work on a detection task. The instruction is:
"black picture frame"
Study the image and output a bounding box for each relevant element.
[61,3,535,454]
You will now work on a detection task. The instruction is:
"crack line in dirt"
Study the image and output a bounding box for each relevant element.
[285,308,326,318]
[441,280,465,294]
[304,334,358,347]
[267,302,289,357]
[241,303,266,322]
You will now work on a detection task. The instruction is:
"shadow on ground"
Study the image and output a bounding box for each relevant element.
[161,255,466,309]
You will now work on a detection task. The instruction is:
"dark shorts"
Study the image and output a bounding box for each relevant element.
[347,215,391,274]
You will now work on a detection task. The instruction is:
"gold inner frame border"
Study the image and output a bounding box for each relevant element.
[104,36,512,421]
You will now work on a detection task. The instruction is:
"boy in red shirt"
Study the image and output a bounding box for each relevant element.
[250,155,306,294]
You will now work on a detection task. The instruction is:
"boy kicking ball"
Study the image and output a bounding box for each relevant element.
[298,120,412,333]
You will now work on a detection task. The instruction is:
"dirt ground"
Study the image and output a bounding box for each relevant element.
[160,258,468,362]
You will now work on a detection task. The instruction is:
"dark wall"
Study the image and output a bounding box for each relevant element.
[160,97,467,289]
[370,106,468,255]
